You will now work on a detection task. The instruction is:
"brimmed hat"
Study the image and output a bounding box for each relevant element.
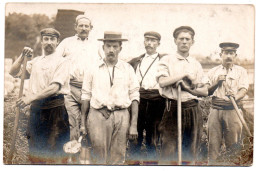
[40,28,60,38]
[144,31,161,41]
[219,42,239,51]
[173,26,195,39]
[98,31,128,41]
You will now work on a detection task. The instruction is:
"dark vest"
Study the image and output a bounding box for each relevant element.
[128,53,167,71]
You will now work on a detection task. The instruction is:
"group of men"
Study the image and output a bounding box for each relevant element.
[9,14,249,165]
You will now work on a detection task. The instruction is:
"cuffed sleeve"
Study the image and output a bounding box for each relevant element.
[81,67,93,101]
[128,65,140,102]
[156,55,170,82]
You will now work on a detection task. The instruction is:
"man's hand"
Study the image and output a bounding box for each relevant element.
[217,75,226,85]
[128,125,138,140]
[20,47,33,62]
[16,95,34,108]
[176,80,191,91]
[80,125,87,135]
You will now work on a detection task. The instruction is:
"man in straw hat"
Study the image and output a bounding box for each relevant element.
[9,28,70,164]
[128,31,166,162]
[206,42,249,165]
[56,14,99,142]
[81,31,140,164]
[156,26,208,164]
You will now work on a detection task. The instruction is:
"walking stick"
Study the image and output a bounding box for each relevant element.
[222,82,252,137]
[177,85,182,165]
[7,54,29,164]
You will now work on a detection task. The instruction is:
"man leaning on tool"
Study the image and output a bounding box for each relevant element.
[81,31,140,164]
[128,31,166,161]
[56,14,99,141]
[9,28,70,164]
[206,42,249,165]
[156,26,208,164]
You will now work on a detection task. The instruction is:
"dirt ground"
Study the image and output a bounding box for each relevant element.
[3,90,254,165]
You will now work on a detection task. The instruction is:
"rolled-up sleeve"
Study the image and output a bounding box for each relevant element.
[197,62,210,85]
[81,67,93,101]
[156,56,170,82]
[128,65,140,102]
[238,68,249,91]
[50,58,70,87]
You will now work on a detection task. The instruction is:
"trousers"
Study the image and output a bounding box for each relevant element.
[64,84,82,140]
[87,108,130,165]
[28,95,70,164]
[208,108,243,162]
[159,99,202,164]
[129,97,165,160]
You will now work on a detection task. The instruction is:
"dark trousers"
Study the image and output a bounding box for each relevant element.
[27,95,70,164]
[129,97,165,160]
[159,99,202,164]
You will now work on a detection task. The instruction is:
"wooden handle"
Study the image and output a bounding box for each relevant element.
[222,82,252,137]
[177,85,182,165]
[7,56,29,164]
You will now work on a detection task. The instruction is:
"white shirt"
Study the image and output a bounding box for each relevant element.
[136,53,160,90]
[24,54,70,96]
[55,35,100,84]
[207,64,249,99]
[81,59,140,110]
[156,53,209,102]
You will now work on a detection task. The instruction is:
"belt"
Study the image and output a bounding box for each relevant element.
[211,96,242,110]
[31,94,64,109]
[97,106,125,119]
[166,98,198,112]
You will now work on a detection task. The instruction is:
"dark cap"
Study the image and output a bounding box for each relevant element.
[144,31,161,41]
[219,42,239,51]
[98,31,128,41]
[40,28,60,38]
[173,26,195,39]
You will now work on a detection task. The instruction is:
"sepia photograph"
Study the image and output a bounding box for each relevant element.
[2,1,256,167]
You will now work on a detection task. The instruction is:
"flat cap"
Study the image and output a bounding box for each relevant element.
[219,42,239,51]
[98,31,128,41]
[76,14,91,23]
[40,28,60,38]
[144,31,161,41]
[173,26,195,39]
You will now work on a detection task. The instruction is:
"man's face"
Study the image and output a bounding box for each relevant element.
[75,18,92,39]
[144,37,160,55]
[103,41,122,63]
[220,50,237,68]
[174,32,194,54]
[41,35,59,54]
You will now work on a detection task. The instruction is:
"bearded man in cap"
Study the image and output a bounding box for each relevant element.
[9,28,70,164]
[81,31,140,164]
[156,26,208,164]
[56,14,99,142]
[128,31,166,161]
[206,42,249,165]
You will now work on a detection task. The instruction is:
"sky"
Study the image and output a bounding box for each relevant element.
[4,3,255,61]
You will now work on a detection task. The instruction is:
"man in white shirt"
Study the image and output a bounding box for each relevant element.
[206,42,249,165]
[9,28,70,164]
[56,15,99,141]
[128,31,166,162]
[81,31,140,164]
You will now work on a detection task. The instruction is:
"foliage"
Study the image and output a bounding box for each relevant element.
[5,13,55,59]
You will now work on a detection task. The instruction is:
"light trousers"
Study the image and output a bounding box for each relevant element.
[87,108,130,165]
[208,108,243,162]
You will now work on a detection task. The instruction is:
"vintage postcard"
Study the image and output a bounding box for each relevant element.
[3,2,255,166]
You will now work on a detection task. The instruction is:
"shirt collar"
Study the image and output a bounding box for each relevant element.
[176,52,191,62]
[99,59,123,69]
[75,34,88,41]
[221,64,233,71]
[145,52,159,59]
